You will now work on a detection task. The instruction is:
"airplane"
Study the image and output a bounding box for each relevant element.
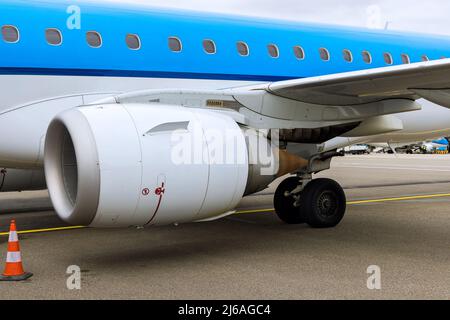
[423,138,450,153]
[2,0,450,229]
[369,137,450,154]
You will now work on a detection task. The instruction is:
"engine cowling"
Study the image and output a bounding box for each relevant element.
[44,103,280,228]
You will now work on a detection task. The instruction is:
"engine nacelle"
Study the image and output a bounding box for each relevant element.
[44,104,279,228]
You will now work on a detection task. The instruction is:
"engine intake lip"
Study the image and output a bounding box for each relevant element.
[44,109,100,226]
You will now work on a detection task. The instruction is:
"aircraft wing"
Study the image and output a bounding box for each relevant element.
[263,58,450,107]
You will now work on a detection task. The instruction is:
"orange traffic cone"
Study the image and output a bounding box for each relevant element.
[0,220,32,281]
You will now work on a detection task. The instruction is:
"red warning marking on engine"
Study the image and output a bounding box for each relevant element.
[142,188,150,196]
[152,182,165,219]
[145,180,166,226]
[155,183,165,196]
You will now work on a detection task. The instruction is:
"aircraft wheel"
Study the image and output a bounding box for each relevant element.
[300,178,347,228]
[274,177,306,224]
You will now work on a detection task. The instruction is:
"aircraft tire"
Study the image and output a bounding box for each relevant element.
[274,177,306,224]
[301,178,347,229]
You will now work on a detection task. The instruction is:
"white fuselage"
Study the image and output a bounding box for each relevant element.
[0,75,450,169]
[2,75,450,159]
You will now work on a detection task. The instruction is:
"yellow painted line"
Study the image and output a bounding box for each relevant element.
[0,225,85,236]
[347,193,450,205]
[2,193,450,236]
[237,193,450,215]
[236,208,276,215]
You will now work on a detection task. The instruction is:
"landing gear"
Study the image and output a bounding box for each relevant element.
[274,151,347,228]
[274,177,306,224]
[299,178,346,228]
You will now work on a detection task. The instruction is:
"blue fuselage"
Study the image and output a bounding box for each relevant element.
[2,0,450,82]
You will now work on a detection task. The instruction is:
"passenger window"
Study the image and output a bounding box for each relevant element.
[45,28,62,46]
[401,54,410,64]
[237,41,249,56]
[168,37,182,52]
[343,49,353,62]
[203,39,216,54]
[293,46,305,60]
[384,52,393,65]
[126,34,141,50]
[86,31,102,48]
[267,44,279,58]
[2,25,19,43]
[319,48,330,61]
[362,51,372,64]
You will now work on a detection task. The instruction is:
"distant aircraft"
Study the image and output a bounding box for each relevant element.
[370,137,450,154]
[423,138,450,152]
[2,0,450,229]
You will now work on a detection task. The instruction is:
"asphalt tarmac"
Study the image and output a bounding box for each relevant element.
[0,154,449,299]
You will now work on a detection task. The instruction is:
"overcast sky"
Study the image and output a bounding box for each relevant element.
[97,0,450,36]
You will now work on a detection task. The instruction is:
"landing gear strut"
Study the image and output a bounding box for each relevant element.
[274,151,347,228]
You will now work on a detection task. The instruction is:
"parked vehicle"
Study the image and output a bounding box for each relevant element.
[343,144,371,155]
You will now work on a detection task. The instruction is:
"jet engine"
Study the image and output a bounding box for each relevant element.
[44,104,302,228]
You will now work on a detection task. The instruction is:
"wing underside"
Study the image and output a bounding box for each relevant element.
[261,59,450,107]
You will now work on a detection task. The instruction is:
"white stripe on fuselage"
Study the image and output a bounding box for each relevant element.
[0,74,258,114]
[1,74,450,151]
